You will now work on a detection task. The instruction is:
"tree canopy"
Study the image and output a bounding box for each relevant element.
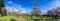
[0,0,3,6]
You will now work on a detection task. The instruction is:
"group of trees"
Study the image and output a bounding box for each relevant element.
[46,6,60,16]
[0,0,7,16]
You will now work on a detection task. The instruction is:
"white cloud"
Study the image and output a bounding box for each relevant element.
[8,1,13,4]
[6,3,27,13]
[18,5,21,7]
[13,7,27,13]
[20,8,27,13]
[12,4,27,13]
[14,8,18,11]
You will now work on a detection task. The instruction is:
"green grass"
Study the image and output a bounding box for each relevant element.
[0,16,60,21]
[0,16,17,21]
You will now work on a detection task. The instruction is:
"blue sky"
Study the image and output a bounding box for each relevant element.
[4,0,59,13]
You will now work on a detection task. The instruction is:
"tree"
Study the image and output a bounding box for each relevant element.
[0,0,3,6]
[0,0,7,16]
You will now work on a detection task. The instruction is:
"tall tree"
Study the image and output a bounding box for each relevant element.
[0,0,3,6]
[0,0,7,16]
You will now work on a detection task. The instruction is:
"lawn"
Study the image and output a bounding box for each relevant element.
[0,16,33,21]
[0,16,17,21]
[0,16,60,21]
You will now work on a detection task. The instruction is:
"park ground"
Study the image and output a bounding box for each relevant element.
[0,16,60,21]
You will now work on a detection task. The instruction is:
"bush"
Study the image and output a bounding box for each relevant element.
[11,19,18,21]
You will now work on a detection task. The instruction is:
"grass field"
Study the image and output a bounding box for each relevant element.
[0,16,17,21]
[0,16,60,21]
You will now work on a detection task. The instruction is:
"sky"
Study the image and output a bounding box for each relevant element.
[4,0,59,13]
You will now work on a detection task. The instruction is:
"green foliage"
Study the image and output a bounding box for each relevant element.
[11,19,18,21]
[0,16,60,21]
[1,13,7,16]
[0,0,3,6]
